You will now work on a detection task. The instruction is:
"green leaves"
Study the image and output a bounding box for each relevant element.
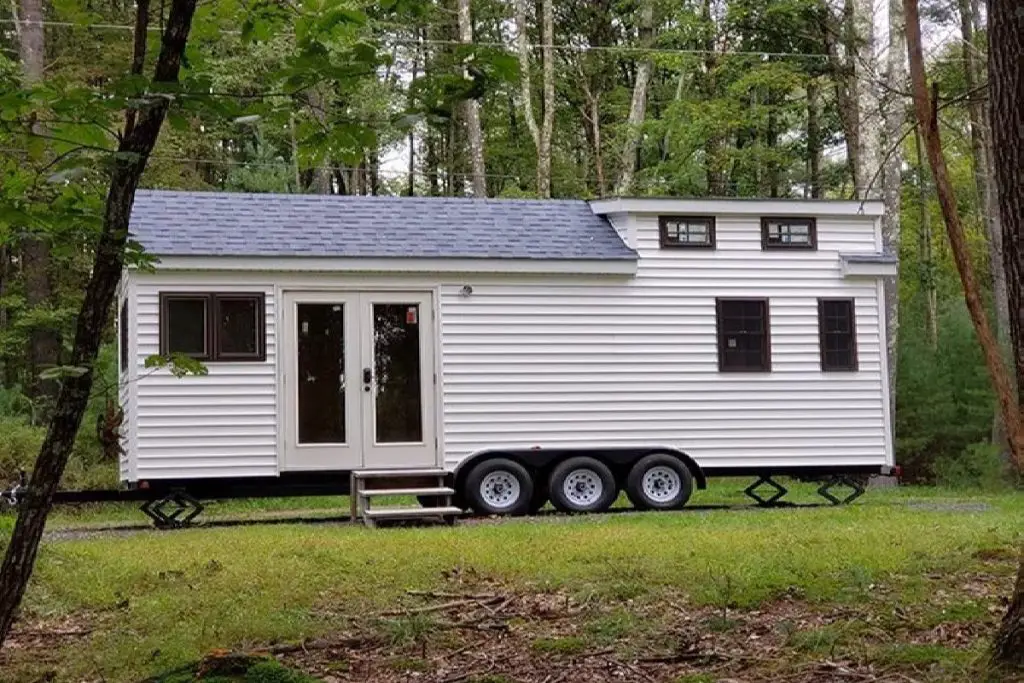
[144,354,209,378]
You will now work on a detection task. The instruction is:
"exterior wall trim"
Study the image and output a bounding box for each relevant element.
[143,256,638,276]
[590,198,886,218]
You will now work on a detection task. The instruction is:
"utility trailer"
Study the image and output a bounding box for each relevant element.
[82,191,897,526]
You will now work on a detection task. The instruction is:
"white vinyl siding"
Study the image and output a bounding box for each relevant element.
[439,213,890,470]
[131,279,277,480]
[124,209,891,481]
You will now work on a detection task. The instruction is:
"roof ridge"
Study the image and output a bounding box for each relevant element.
[135,189,591,204]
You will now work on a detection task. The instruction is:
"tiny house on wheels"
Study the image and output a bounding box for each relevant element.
[116,190,897,526]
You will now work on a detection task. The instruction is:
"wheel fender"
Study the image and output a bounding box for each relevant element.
[452,450,531,492]
[640,448,706,489]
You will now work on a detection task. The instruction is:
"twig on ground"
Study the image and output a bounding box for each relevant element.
[406,590,499,600]
[378,596,503,616]
[264,635,372,655]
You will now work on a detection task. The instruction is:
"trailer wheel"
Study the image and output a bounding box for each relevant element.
[626,454,693,510]
[548,457,617,513]
[464,458,534,516]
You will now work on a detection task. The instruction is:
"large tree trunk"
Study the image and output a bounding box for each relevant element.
[614,0,654,195]
[306,85,333,194]
[881,0,906,445]
[853,0,880,197]
[18,0,61,407]
[989,0,1024,665]
[457,0,486,197]
[905,0,1024,469]
[0,0,199,648]
[913,0,1024,466]
[824,0,861,192]
[513,0,547,196]
[538,0,554,197]
[700,0,726,195]
[960,0,1012,449]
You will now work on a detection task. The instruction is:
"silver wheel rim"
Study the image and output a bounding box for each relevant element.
[642,466,681,503]
[480,471,521,510]
[562,468,604,507]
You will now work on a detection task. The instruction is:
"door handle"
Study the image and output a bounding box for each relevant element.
[362,367,372,391]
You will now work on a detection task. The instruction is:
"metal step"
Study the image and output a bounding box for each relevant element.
[354,468,447,479]
[360,487,455,498]
[363,506,463,520]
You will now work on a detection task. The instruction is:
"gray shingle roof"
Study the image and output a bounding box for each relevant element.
[129,190,636,261]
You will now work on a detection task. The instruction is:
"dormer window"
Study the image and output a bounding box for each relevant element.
[659,216,716,249]
[762,217,816,250]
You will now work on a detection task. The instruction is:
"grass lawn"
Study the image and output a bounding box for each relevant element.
[0,481,1021,683]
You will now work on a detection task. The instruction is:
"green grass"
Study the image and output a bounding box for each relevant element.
[0,483,1020,682]
[531,635,588,655]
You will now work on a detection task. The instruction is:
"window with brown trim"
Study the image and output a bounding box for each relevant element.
[716,299,770,372]
[761,217,816,250]
[159,292,265,361]
[660,216,716,248]
[819,298,857,371]
[119,299,129,373]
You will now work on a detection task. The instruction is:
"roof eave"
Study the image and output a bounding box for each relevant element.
[589,197,885,218]
[136,255,639,276]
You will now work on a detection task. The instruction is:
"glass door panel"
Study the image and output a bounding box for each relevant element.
[371,303,424,444]
[297,303,346,444]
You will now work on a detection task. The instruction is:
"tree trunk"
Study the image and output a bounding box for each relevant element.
[426,131,439,196]
[915,127,938,348]
[289,113,301,193]
[457,0,486,197]
[306,85,333,194]
[994,554,1024,667]
[538,0,554,197]
[905,0,1024,473]
[881,0,906,445]
[807,79,821,198]
[699,0,726,196]
[614,0,654,196]
[514,0,550,196]
[989,0,1024,665]
[825,0,861,192]
[766,95,780,198]
[18,0,61,407]
[853,0,880,198]
[0,0,199,648]
[590,95,605,196]
[407,34,420,198]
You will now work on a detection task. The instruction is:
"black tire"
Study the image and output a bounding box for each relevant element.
[626,454,694,511]
[417,495,444,508]
[464,458,534,516]
[547,457,617,513]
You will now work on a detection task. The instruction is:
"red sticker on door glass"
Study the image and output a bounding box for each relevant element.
[406,306,418,325]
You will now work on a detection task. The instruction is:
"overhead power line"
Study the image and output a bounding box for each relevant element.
[0,17,948,62]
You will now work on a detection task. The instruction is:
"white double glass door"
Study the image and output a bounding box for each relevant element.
[281,291,435,471]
